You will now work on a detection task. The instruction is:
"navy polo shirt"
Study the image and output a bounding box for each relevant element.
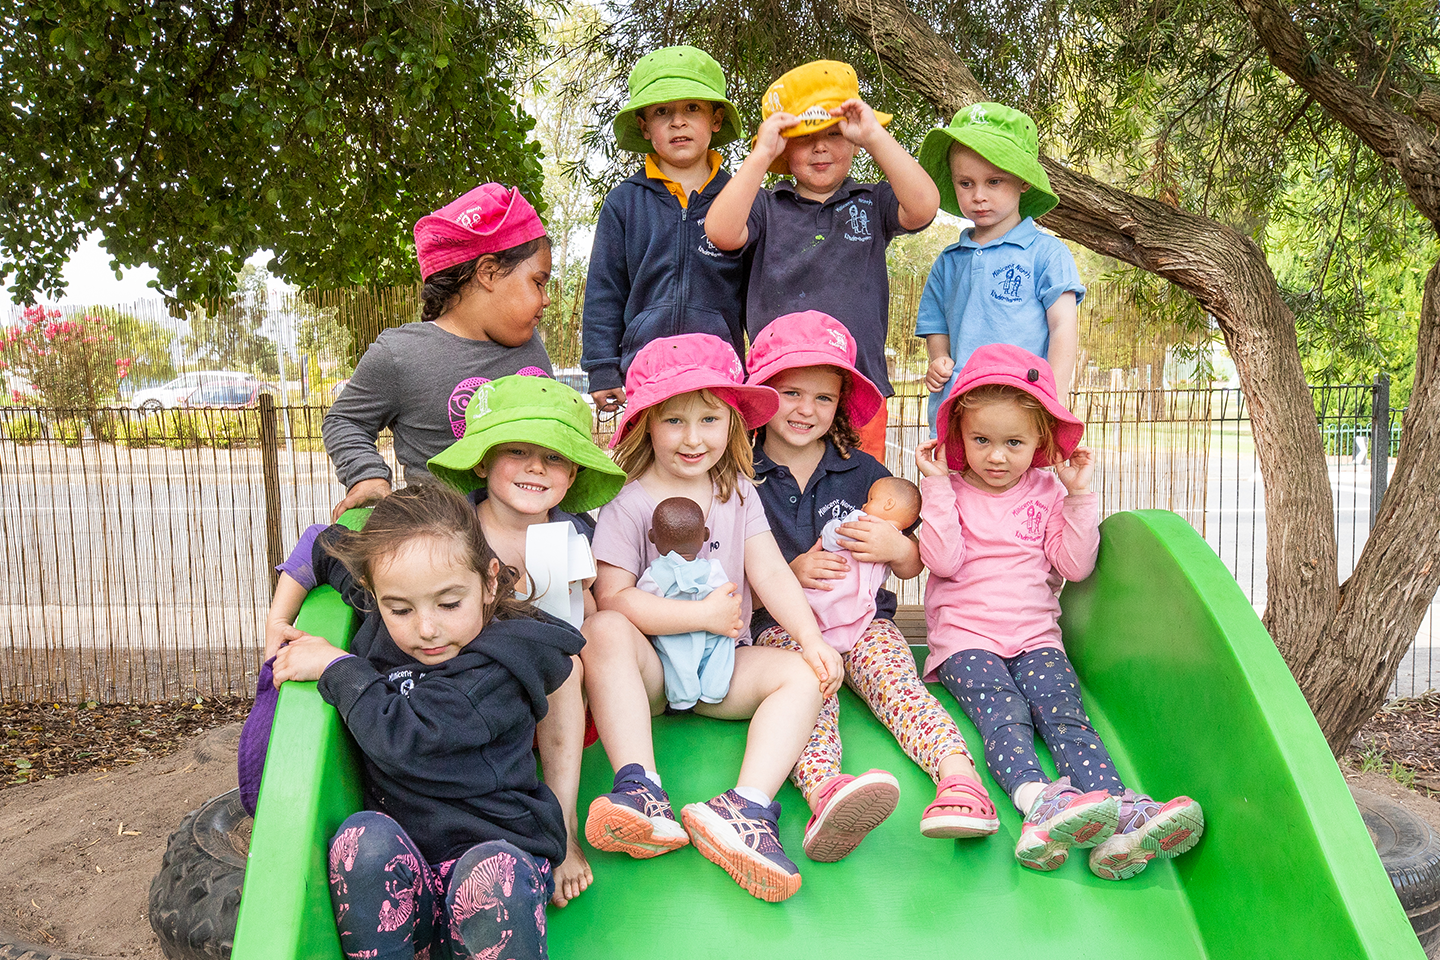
[750,436,902,637]
[744,179,928,397]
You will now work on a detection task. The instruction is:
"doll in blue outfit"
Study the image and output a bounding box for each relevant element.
[637,496,734,710]
[915,102,1086,435]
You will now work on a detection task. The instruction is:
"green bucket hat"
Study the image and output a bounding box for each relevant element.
[612,45,743,154]
[919,102,1059,221]
[428,375,625,514]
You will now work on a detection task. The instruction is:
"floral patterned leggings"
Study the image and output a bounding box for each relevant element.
[753,618,975,801]
[328,810,553,960]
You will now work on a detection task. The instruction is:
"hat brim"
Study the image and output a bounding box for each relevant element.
[935,373,1082,472]
[613,80,743,154]
[748,351,883,428]
[919,126,1058,221]
[428,419,626,514]
[764,109,893,176]
[610,377,780,448]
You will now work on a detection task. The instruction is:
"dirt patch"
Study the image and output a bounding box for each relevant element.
[1349,692,1440,795]
[0,721,241,959]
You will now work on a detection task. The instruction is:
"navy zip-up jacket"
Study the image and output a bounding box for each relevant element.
[311,534,583,865]
[581,167,748,392]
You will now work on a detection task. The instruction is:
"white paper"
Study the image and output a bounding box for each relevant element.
[524,522,594,628]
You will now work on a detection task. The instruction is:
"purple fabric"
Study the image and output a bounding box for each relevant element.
[238,656,279,816]
[275,523,326,591]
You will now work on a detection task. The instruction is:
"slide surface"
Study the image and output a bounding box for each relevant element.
[232,510,1423,959]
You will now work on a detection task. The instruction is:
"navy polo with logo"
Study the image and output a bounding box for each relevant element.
[744,179,925,397]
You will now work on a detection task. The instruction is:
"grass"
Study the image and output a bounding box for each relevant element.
[1355,741,1419,790]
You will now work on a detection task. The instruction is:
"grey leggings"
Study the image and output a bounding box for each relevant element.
[938,647,1126,798]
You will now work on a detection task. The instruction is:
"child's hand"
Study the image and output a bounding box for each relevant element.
[830,98,885,149]
[1056,445,1095,495]
[790,540,849,590]
[590,387,625,413]
[802,640,845,697]
[699,583,744,638]
[916,439,948,478]
[265,621,304,661]
[272,634,349,687]
[925,356,955,392]
[753,112,799,165]
[836,517,909,564]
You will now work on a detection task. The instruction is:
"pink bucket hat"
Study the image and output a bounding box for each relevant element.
[413,183,547,279]
[611,334,779,448]
[746,311,883,427]
[935,344,1083,471]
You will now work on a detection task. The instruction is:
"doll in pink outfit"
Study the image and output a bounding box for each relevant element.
[916,343,1205,880]
[807,477,920,651]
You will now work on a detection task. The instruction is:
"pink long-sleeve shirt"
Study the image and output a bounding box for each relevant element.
[918,470,1099,680]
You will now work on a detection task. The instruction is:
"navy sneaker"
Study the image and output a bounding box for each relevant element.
[682,790,802,902]
[584,763,689,859]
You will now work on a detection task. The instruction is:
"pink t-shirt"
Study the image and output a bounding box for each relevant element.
[917,469,1099,680]
[593,477,771,644]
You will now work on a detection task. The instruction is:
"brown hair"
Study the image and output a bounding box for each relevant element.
[951,383,1060,465]
[612,389,754,502]
[322,484,536,624]
[759,364,862,459]
[419,236,551,323]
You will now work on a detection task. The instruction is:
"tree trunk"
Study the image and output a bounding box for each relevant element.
[835,0,1394,749]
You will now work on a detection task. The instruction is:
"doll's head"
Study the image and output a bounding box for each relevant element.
[648,496,709,561]
[863,476,921,529]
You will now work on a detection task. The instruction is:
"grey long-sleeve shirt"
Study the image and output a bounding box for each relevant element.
[322,322,552,489]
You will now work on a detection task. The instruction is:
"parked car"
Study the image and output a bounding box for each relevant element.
[179,380,278,409]
[131,371,258,411]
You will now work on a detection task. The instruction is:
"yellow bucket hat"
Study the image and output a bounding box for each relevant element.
[759,60,892,175]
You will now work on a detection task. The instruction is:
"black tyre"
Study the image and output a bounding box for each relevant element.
[1352,785,1440,954]
[140,400,163,413]
[148,789,250,960]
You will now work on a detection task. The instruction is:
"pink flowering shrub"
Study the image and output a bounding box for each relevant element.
[2,306,134,411]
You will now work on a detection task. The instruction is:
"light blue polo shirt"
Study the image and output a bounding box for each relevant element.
[915,217,1085,434]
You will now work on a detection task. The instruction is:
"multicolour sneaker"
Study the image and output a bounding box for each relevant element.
[802,769,900,862]
[681,790,802,902]
[1014,777,1119,871]
[584,764,689,859]
[1088,791,1205,880]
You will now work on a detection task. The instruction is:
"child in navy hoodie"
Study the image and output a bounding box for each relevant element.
[270,485,582,960]
[581,45,749,411]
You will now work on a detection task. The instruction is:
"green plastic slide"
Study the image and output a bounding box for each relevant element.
[232,510,1423,958]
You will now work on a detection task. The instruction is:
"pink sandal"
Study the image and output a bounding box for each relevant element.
[920,774,999,838]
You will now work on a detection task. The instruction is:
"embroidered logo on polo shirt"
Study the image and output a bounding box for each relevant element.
[990,263,1032,304]
[1013,499,1047,543]
[842,202,872,242]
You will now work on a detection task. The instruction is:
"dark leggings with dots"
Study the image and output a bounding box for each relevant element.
[938,647,1126,799]
[328,810,552,960]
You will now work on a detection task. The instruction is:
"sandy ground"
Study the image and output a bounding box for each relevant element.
[0,724,239,959]
[0,724,1437,959]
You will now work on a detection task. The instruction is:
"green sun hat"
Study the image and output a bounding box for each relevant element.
[428,375,625,514]
[919,102,1059,221]
[612,45,743,154]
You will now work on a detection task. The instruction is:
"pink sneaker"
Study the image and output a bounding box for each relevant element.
[920,774,999,838]
[1088,792,1204,880]
[802,770,900,862]
[1014,777,1119,871]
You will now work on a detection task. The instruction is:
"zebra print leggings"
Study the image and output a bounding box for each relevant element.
[328,810,553,960]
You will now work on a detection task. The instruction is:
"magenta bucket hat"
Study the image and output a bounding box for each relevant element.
[413,183,547,279]
[611,334,779,448]
[746,311,883,427]
[936,343,1083,471]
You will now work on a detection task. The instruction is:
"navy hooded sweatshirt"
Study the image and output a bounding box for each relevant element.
[581,167,748,392]
[311,534,583,865]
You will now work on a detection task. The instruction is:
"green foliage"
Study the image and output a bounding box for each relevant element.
[2,412,41,443]
[182,266,279,375]
[0,305,130,409]
[0,0,548,302]
[83,306,177,386]
[294,304,354,380]
[110,409,262,449]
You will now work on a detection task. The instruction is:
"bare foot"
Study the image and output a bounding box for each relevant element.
[550,837,593,907]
